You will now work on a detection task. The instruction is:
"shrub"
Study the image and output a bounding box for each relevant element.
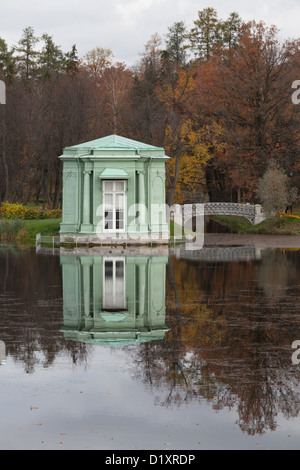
[0,202,28,219]
[0,202,62,220]
[0,218,25,242]
[257,162,289,214]
[15,228,30,244]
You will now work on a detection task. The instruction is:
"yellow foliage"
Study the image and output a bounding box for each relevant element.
[280,212,300,220]
[165,120,227,204]
[156,69,195,111]
[0,202,62,220]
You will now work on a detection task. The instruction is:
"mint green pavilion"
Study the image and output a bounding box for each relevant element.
[60,253,168,346]
[59,135,170,244]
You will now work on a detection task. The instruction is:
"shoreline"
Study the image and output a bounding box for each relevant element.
[203,233,300,249]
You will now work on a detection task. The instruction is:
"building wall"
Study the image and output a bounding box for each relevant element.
[60,156,169,242]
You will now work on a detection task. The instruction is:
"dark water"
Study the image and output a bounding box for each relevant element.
[1,242,300,450]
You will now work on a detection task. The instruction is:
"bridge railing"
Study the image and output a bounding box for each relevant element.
[171,202,265,228]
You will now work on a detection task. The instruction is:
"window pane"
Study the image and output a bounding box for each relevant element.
[105,261,113,277]
[116,181,124,191]
[104,210,113,230]
[104,181,113,191]
[116,261,124,277]
[116,210,124,230]
[105,220,113,230]
[104,193,113,205]
[115,194,124,210]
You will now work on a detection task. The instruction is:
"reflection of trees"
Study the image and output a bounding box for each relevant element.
[0,250,89,373]
[131,250,300,436]
[258,249,292,300]
[3,247,300,435]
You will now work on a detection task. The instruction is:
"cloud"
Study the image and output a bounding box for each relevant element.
[0,0,300,66]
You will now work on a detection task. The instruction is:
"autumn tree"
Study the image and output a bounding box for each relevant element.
[81,46,114,80]
[100,63,133,135]
[129,34,166,144]
[192,21,300,202]
[257,161,297,214]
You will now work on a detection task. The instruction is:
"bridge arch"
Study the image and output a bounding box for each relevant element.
[170,203,266,228]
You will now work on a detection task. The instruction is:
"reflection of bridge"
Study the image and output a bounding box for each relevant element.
[171,245,262,263]
[173,203,267,226]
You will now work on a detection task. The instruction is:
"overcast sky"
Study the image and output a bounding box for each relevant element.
[1,0,300,65]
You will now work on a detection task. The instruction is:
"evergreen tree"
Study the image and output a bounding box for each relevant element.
[38,34,64,78]
[14,26,39,79]
[164,21,188,64]
[187,8,222,60]
[64,44,79,74]
[0,38,15,83]
[221,12,244,49]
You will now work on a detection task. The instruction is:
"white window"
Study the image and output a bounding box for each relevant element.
[103,180,126,232]
[103,258,126,311]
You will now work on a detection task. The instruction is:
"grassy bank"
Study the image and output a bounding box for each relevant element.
[23,219,61,245]
[0,202,62,246]
[1,210,300,248]
[208,213,300,235]
[0,218,61,246]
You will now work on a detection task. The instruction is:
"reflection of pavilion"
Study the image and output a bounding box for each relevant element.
[0,341,5,365]
[60,253,168,347]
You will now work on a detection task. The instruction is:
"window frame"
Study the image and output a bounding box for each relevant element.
[103,180,126,233]
[102,257,126,311]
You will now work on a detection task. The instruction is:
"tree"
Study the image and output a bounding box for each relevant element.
[164,21,188,65]
[129,34,166,143]
[165,120,226,204]
[257,161,289,214]
[221,12,244,49]
[64,45,79,74]
[38,34,65,79]
[82,47,114,80]
[0,38,15,83]
[100,63,133,134]
[14,26,39,79]
[192,21,300,201]
[187,8,222,61]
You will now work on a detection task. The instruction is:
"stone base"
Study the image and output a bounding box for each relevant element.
[60,232,170,246]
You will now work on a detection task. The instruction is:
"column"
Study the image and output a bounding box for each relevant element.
[138,170,148,234]
[138,262,146,317]
[81,170,93,232]
[81,258,91,318]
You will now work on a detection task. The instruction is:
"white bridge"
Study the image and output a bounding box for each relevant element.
[171,203,266,227]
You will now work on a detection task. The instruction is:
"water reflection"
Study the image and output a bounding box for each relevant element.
[60,253,169,346]
[1,245,300,440]
[153,248,300,436]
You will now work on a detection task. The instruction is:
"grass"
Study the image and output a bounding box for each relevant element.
[208,213,300,235]
[204,203,300,236]
[1,202,300,247]
[23,219,61,245]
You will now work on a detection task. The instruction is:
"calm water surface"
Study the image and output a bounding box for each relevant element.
[1,239,300,450]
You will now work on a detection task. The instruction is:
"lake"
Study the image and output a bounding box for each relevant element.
[1,234,300,450]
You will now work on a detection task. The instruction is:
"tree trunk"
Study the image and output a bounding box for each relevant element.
[1,105,9,201]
